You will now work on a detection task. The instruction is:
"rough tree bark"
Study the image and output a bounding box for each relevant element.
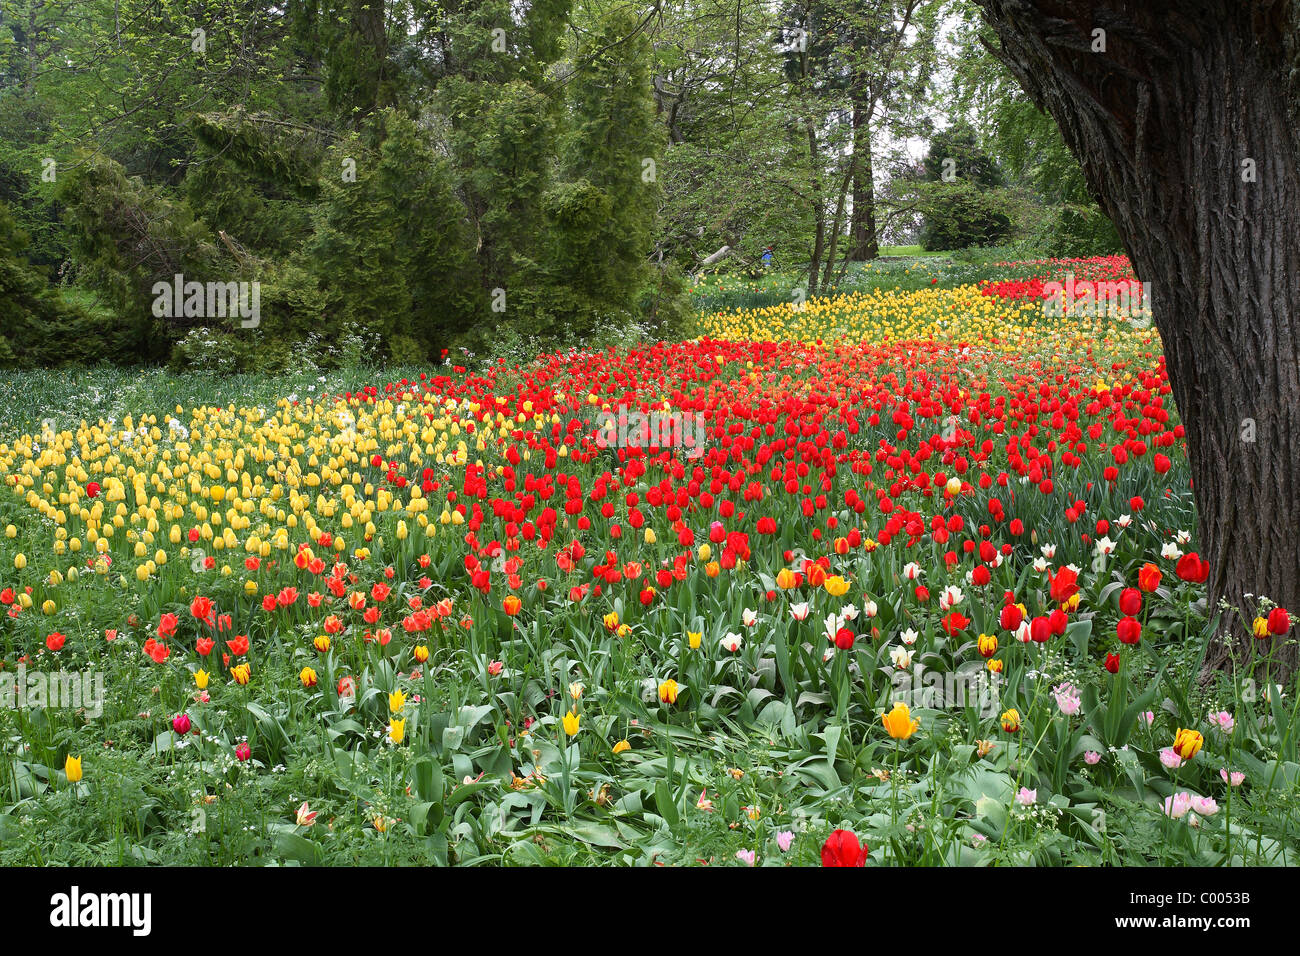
[849,103,880,261]
[975,0,1300,680]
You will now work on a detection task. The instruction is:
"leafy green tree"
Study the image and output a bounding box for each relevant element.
[543,5,660,333]
[57,154,227,361]
[184,109,321,259]
[304,110,480,359]
[914,121,1012,250]
[946,0,1120,256]
[649,0,813,275]
[1,1,308,279]
[0,200,134,366]
[915,178,1011,250]
[921,121,1003,188]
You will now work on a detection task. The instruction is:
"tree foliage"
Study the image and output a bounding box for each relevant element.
[0,0,1120,367]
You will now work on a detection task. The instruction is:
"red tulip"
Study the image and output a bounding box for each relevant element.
[821,828,867,867]
[1138,562,1162,592]
[1030,616,1051,643]
[1116,616,1141,645]
[189,595,214,623]
[942,612,970,636]
[1047,566,1080,605]
[1268,607,1291,636]
[1175,553,1209,583]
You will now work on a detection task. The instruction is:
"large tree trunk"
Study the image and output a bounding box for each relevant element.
[975,0,1300,680]
[848,103,879,261]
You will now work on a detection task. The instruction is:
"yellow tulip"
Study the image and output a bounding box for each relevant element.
[64,755,83,783]
[612,739,631,754]
[389,718,405,744]
[824,575,850,597]
[882,702,919,740]
[658,679,679,704]
[1173,727,1204,760]
[194,669,210,689]
[562,710,580,736]
[389,689,406,713]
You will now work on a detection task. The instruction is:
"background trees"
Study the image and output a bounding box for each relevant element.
[0,0,667,367]
[912,122,1012,251]
[0,0,1121,368]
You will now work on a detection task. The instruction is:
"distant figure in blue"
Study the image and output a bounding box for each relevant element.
[761,245,774,269]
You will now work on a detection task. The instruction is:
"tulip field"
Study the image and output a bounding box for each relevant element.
[1,255,1297,867]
